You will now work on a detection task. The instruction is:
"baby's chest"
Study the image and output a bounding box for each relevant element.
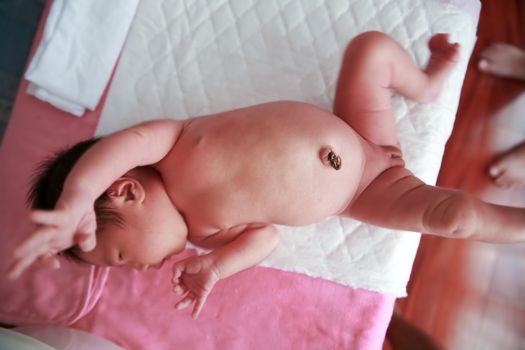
[182,189,261,232]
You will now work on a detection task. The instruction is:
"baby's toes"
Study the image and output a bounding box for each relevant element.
[428,33,450,51]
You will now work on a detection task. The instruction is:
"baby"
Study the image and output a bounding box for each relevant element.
[9,32,525,319]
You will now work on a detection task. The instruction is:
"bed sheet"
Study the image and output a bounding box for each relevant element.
[0,0,480,349]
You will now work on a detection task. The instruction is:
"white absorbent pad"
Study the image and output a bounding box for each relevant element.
[97,0,477,296]
[25,0,139,116]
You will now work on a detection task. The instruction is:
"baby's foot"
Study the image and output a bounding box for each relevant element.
[421,34,460,102]
[478,43,525,80]
[488,142,525,187]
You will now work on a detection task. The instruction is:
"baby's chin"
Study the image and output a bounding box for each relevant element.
[153,250,180,269]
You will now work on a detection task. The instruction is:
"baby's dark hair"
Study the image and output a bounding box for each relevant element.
[28,137,123,262]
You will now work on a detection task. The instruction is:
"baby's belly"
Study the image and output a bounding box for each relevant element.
[159,102,365,228]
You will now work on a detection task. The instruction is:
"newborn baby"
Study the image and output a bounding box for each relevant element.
[10,31,525,319]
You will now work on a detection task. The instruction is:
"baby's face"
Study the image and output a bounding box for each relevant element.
[78,215,187,271]
[77,175,188,270]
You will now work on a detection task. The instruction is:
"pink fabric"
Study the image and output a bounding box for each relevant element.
[73,251,395,350]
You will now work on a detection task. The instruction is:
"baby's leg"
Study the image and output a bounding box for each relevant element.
[334,31,459,145]
[345,167,525,243]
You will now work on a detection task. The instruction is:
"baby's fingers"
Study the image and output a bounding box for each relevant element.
[77,233,96,252]
[174,294,194,310]
[13,227,57,259]
[191,294,208,319]
[172,284,187,296]
[38,254,61,270]
[8,244,50,280]
[8,256,34,280]
[30,210,63,226]
[172,262,186,281]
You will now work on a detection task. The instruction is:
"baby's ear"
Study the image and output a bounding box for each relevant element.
[106,177,145,205]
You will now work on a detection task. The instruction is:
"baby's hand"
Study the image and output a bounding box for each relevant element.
[8,204,97,279]
[172,254,221,319]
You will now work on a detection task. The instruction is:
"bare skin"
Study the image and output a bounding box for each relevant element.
[479,43,525,80]
[9,32,525,319]
[479,43,525,187]
[489,143,525,187]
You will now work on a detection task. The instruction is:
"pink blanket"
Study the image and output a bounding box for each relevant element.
[74,252,394,349]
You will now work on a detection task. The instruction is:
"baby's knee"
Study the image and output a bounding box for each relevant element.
[346,31,394,57]
[424,191,479,239]
[351,31,391,46]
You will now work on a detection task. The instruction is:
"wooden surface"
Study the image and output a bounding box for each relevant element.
[398,0,525,349]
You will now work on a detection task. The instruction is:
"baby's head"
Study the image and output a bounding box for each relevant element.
[29,138,188,270]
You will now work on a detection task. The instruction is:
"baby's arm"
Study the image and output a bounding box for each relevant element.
[172,225,279,319]
[9,120,185,279]
[61,119,184,206]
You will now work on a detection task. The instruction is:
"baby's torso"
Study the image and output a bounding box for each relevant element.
[155,101,396,239]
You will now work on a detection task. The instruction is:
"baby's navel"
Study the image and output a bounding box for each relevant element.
[319,146,342,170]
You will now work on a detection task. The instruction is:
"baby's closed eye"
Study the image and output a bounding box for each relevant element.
[108,251,125,266]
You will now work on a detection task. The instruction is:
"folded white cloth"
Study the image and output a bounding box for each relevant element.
[25,0,139,117]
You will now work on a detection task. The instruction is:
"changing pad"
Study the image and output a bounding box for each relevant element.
[97,0,477,296]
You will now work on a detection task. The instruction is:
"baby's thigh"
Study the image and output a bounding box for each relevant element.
[344,167,432,232]
[334,32,399,145]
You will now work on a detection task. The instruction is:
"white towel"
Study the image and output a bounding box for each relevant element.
[25,0,139,117]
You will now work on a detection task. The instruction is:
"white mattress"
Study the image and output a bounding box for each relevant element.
[97,0,477,296]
